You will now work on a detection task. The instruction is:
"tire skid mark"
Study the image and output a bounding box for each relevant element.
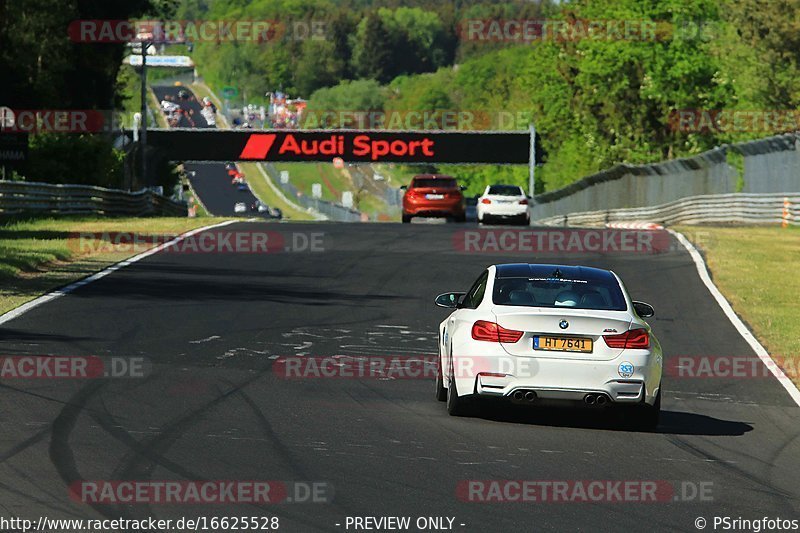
[112,372,267,482]
[49,381,132,520]
[234,387,357,530]
[666,434,793,499]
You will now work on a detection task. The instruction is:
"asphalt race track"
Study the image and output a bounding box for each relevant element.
[0,223,798,531]
[151,85,264,217]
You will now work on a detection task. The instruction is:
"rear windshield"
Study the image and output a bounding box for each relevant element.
[488,185,523,196]
[412,178,457,188]
[492,276,627,311]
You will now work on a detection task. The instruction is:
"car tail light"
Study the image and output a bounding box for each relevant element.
[480,198,492,204]
[519,198,528,205]
[603,328,649,349]
[471,320,524,343]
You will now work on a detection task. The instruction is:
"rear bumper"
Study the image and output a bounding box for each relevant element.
[449,350,662,406]
[404,198,465,216]
[478,205,529,219]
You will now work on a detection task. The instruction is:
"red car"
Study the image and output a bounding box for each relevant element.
[401,174,466,223]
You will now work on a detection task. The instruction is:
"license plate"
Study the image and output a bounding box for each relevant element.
[425,194,444,200]
[533,335,593,353]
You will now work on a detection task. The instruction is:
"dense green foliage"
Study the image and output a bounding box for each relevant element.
[0,0,174,188]
[189,0,800,195]
[7,0,800,196]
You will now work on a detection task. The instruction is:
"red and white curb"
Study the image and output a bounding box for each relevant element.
[606,221,664,230]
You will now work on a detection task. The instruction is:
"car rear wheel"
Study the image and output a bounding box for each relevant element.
[626,387,661,431]
[454,213,466,223]
[435,353,447,402]
[446,353,474,416]
[402,214,412,224]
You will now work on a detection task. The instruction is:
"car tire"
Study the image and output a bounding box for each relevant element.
[402,214,412,224]
[455,213,467,223]
[446,352,474,416]
[628,387,661,431]
[435,353,447,402]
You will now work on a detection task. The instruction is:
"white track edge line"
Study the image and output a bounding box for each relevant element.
[669,228,800,407]
[0,219,237,327]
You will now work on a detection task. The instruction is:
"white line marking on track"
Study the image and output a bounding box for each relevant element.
[0,220,237,327]
[669,228,800,407]
[189,335,221,344]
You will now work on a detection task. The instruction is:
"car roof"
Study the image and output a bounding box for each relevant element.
[494,264,616,281]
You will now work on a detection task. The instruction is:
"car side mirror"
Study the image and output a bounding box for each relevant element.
[632,301,655,318]
[400,185,407,190]
[435,292,465,309]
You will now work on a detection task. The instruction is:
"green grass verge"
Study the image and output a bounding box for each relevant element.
[0,216,218,315]
[237,163,314,221]
[274,163,351,203]
[678,225,800,385]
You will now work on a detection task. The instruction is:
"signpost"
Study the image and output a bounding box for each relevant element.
[142,129,533,165]
[222,87,239,99]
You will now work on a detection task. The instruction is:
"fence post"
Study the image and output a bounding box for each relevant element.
[783,197,791,228]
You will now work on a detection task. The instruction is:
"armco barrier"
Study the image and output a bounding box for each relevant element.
[532,132,800,223]
[535,192,799,227]
[0,180,188,216]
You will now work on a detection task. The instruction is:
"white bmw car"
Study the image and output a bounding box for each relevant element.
[477,185,530,225]
[434,263,663,429]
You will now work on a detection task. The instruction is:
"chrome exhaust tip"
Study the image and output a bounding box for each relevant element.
[524,391,537,402]
[512,390,525,401]
[596,395,608,406]
[584,394,597,405]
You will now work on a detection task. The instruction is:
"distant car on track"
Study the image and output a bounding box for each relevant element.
[401,174,466,223]
[234,202,247,214]
[237,182,249,192]
[434,263,662,430]
[477,184,530,226]
[251,201,270,213]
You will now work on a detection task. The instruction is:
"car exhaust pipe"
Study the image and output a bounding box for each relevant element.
[584,394,597,405]
[512,390,525,402]
[596,395,608,406]
[524,391,537,402]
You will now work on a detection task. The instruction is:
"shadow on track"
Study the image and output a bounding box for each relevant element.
[467,401,753,437]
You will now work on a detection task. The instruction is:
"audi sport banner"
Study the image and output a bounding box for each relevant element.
[144,129,533,164]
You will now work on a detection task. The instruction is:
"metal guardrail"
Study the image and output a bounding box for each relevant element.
[0,180,188,216]
[535,192,799,227]
[532,132,800,221]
